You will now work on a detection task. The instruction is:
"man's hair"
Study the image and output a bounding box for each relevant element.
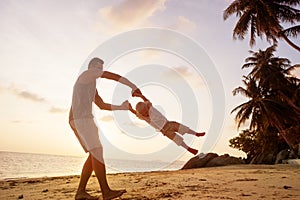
[88,57,104,69]
[136,102,149,116]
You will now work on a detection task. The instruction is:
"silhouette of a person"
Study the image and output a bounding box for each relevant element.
[69,57,144,200]
[129,100,205,155]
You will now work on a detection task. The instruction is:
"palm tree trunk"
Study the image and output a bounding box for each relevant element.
[280,34,300,52]
[275,123,298,159]
[278,91,300,115]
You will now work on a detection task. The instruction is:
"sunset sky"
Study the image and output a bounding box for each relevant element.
[0,0,299,162]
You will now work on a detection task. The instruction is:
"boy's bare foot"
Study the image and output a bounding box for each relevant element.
[187,148,198,155]
[75,191,98,200]
[103,189,126,200]
[196,132,205,137]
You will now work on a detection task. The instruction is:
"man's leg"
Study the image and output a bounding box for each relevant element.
[76,154,92,194]
[70,121,98,199]
[90,148,126,200]
[75,154,99,199]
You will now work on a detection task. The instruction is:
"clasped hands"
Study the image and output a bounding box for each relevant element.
[119,88,147,110]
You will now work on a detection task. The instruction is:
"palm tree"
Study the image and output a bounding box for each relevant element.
[231,76,297,155]
[229,129,260,162]
[231,77,264,130]
[242,45,300,114]
[231,46,300,157]
[223,0,300,52]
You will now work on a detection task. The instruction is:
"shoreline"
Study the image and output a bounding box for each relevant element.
[0,167,183,182]
[1,164,299,200]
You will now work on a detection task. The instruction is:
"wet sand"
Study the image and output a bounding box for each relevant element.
[1,164,299,200]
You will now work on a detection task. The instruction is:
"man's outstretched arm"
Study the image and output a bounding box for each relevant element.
[101,71,147,100]
[94,90,129,111]
[101,71,137,89]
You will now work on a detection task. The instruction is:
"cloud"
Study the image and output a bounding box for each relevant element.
[49,106,68,114]
[0,84,68,115]
[123,121,148,128]
[173,66,191,76]
[0,84,46,103]
[99,0,167,30]
[100,115,114,122]
[11,120,23,124]
[10,120,32,124]
[16,90,46,103]
[172,16,197,33]
[161,66,206,88]
[140,49,162,61]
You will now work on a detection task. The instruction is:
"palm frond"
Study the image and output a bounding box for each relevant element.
[223,0,250,20]
[233,11,253,40]
[280,25,300,37]
[275,0,300,7]
[232,86,249,97]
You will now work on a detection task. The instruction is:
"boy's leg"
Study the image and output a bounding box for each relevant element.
[90,148,126,200]
[162,131,198,155]
[187,129,205,137]
[168,121,205,137]
[162,130,177,142]
[181,142,198,155]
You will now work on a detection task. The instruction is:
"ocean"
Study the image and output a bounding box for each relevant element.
[0,151,185,180]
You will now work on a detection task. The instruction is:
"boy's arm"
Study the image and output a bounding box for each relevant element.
[128,103,137,115]
[94,89,129,110]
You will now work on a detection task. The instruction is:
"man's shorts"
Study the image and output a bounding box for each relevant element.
[69,118,102,153]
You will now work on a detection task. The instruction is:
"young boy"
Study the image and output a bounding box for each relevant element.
[129,100,205,155]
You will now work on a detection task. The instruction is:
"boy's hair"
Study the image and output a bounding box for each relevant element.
[88,57,104,69]
[136,102,149,116]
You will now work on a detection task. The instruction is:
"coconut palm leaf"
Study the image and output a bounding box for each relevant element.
[224,0,300,51]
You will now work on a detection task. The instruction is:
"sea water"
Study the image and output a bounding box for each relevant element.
[0,151,184,180]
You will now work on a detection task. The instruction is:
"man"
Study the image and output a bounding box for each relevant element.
[69,57,143,200]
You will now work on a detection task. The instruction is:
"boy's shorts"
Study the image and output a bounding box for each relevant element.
[69,118,102,153]
[161,122,184,146]
[161,121,190,135]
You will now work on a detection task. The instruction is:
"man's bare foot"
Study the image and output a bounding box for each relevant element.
[103,189,126,200]
[75,191,98,200]
[187,148,198,155]
[196,132,205,137]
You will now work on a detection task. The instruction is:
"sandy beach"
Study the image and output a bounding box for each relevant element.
[1,164,299,200]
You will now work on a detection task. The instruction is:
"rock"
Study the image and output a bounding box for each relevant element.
[288,150,298,159]
[206,154,245,167]
[264,153,275,164]
[275,149,289,164]
[283,185,292,189]
[182,153,245,169]
[18,194,23,199]
[181,153,218,169]
[250,153,275,164]
[9,182,16,187]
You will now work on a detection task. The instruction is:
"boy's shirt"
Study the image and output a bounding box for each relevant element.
[148,106,168,131]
